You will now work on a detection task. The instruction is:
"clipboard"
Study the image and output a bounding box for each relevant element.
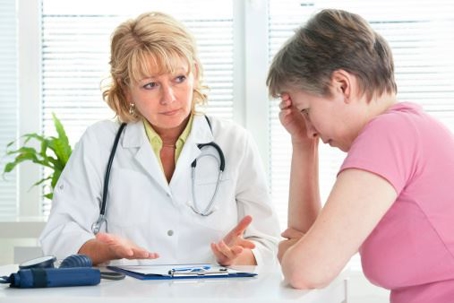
[106,264,257,280]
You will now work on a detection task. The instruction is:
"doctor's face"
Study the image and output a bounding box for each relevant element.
[126,58,196,134]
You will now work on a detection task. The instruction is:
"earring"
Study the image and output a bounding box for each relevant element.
[129,103,135,115]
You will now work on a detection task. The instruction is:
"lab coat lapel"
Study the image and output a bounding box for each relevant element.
[170,115,214,187]
[122,121,169,192]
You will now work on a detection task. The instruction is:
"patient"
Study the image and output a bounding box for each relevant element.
[267,8,454,303]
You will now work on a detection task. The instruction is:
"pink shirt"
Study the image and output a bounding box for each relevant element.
[340,102,454,302]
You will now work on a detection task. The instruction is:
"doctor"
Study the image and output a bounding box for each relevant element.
[39,11,280,267]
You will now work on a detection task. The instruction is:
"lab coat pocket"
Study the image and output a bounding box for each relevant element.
[191,172,231,212]
[105,168,155,227]
[189,172,237,233]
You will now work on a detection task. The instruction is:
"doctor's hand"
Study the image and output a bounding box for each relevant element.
[95,232,159,261]
[278,227,305,263]
[211,215,256,266]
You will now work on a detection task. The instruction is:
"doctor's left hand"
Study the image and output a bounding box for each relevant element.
[211,215,256,266]
[96,232,160,261]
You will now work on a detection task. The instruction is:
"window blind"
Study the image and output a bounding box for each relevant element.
[40,0,234,215]
[4,0,454,227]
[268,0,454,229]
[0,0,18,218]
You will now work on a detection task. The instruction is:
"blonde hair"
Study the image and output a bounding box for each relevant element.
[102,12,208,122]
[267,9,397,101]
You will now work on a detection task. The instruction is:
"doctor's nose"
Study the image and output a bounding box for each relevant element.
[160,85,176,105]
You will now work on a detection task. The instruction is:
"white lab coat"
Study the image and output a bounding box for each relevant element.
[40,115,280,266]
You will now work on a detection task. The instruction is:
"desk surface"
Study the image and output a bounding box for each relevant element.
[0,264,347,303]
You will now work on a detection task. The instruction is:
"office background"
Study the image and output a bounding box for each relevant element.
[1,0,453,301]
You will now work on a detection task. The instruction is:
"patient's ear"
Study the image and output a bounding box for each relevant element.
[331,69,355,103]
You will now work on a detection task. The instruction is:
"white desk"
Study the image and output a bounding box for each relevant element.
[0,264,347,303]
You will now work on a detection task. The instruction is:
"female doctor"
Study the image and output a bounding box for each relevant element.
[39,12,280,266]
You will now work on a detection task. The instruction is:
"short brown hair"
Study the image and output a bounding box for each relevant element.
[267,9,397,100]
[102,12,208,122]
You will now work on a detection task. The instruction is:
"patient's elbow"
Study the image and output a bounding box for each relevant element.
[282,258,334,289]
[285,270,331,289]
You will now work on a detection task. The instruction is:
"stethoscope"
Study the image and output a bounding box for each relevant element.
[92,116,225,234]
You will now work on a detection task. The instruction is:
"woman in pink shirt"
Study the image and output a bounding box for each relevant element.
[267,9,454,303]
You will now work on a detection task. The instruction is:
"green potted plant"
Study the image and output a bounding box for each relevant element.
[2,113,72,199]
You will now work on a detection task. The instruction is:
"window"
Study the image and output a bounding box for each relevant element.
[1,0,454,234]
[0,0,18,218]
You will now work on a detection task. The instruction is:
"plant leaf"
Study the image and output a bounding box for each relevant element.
[6,146,38,157]
[3,162,17,174]
[52,113,72,163]
[31,175,51,188]
[51,169,62,189]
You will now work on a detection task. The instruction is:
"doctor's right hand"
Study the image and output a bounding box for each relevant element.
[95,232,159,261]
[79,233,159,265]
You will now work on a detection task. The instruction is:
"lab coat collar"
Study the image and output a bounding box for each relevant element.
[169,114,214,188]
[121,121,146,148]
[188,114,215,144]
[120,121,169,191]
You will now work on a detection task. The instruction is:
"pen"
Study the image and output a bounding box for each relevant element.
[170,265,211,273]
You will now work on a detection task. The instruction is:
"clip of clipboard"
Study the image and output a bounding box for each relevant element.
[106,264,257,280]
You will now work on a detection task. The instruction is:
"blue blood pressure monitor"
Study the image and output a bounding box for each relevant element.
[1,254,122,288]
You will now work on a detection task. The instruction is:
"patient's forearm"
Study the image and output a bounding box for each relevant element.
[287,141,321,232]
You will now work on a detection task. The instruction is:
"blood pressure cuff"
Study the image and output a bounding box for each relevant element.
[1,267,100,288]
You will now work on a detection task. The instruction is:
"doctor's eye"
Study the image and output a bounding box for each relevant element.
[175,75,187,84]
[143,82,158,89]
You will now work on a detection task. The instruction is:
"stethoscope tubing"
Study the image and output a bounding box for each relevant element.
[92,122,127,234]
[190,153,223,216]
[102,122,127,215]
[189,140,225,216]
